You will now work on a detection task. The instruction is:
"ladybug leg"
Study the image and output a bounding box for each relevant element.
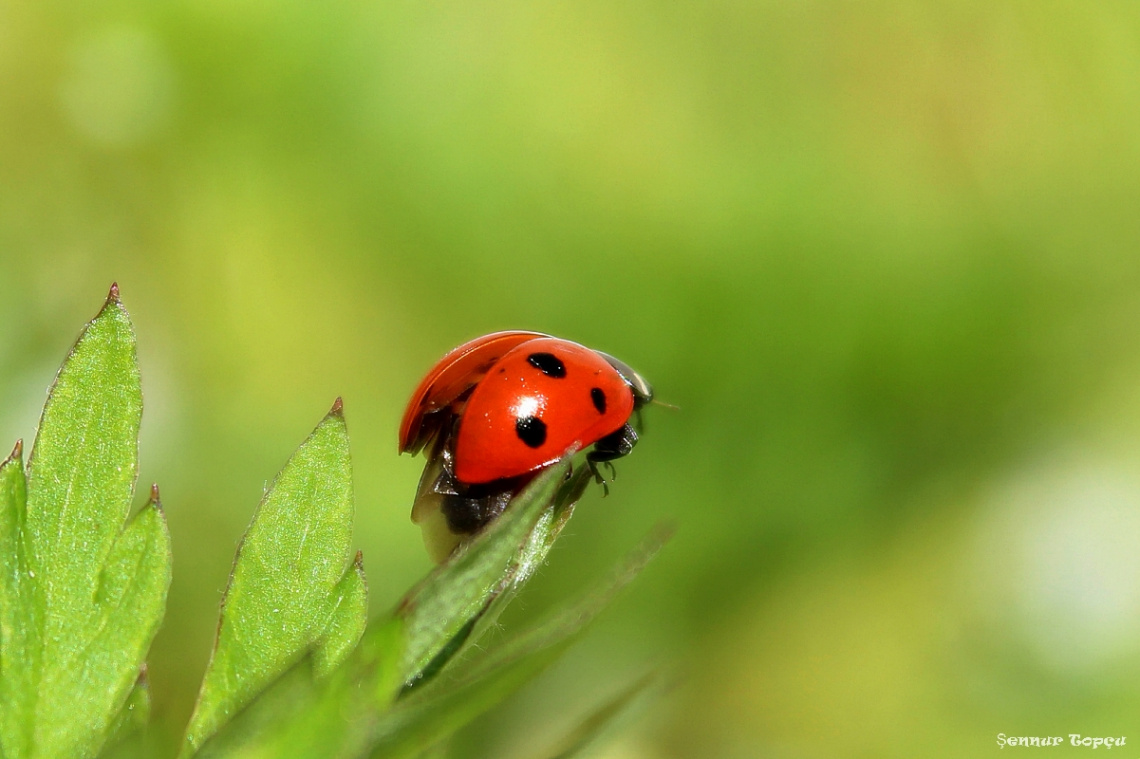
[586,459,610,495]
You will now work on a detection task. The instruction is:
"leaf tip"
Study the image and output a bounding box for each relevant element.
[353,549,364,568]
[330,396,344,416]
[149,482,163,511]
[97,281,132,321]
[6,438,22,463]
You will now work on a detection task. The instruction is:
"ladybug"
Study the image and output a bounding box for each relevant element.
[399,331,653,562]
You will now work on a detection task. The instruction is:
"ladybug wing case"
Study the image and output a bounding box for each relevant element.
[452,338,636,483]
[399,330,546,456]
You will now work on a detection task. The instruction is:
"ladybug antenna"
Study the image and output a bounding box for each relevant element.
[649,398,680,411]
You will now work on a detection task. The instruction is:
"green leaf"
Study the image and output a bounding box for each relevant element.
[368,526,670,759]
[0,288,172,759]
[194,466,665,759]
[193,657,326,759]
[396,460,581,690]
[194,461,586,759]
[104,668,152,752]
[313,551,368,679]
[0,441,25,588]
[368,637,575,759]
[195,618,406,759]
[182,400,364,756]
[0,440,33,755]
[542,672,658,759]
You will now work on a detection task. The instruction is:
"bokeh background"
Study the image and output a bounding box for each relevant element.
[3,1,1140,756]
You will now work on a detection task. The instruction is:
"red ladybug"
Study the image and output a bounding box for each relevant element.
[400,331,653,561]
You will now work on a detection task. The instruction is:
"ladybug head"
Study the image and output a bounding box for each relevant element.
[597,351,654,410]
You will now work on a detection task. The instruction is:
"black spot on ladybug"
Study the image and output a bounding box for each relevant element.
[515,416,547,448]
[527,352,566,378]
[591,387,607,414]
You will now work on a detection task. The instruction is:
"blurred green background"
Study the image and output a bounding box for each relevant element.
[4,1,1140,756]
